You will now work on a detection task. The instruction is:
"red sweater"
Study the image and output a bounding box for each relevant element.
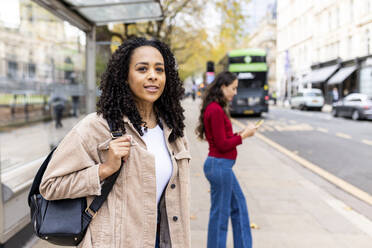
[203,102,242,160]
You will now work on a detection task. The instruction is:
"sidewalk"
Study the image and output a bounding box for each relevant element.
[186,98,372,247]
[31,98,372,248]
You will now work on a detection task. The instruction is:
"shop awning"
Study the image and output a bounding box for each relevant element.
[327,66,357,85]
[303,64,339,84]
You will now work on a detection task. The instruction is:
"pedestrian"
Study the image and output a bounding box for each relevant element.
[332,87,339,103]
[196,71,257,248]
[272,91,277,105]
[71,95,80,117]
[40,37,191,248]
[192,82,197,101]
[49,91,66,128]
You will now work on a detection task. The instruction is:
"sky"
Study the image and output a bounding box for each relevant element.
[203,1,222,42]
[0,1,20,29]
[244,0,276,33]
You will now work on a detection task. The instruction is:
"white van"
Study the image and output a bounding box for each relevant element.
[290,88,324,111]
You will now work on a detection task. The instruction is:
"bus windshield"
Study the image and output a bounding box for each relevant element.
[237,72,266,89]
[238,79,264,89]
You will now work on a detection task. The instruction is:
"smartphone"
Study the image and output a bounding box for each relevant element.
[255,119,264,128]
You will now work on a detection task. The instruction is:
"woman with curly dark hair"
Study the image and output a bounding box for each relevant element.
[196,71,257,248]
[40,37,191,248]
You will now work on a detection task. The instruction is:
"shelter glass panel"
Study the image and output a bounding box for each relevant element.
[0,0,86,171]
[77,3,162,24]
[65,0,147,6]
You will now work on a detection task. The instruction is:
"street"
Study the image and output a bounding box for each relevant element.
[235,106,372,196]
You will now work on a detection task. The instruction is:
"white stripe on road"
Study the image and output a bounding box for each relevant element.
[262,125,274,131]
[362,139,372,146]
[231,118,372,207]
[273,125,285,131]
[336,132,352,139]
[320,115,332,120]
[273,124,314,132]
[316,127,329,133]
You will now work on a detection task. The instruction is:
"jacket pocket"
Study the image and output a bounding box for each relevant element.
[89,205,112,247]
[174,150,191,183]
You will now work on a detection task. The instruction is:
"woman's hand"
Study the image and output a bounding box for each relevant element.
[99,136,131,181]
[239,123,257,139]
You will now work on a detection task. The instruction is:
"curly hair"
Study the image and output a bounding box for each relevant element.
[97,37,185,142]
[195,71,237,140]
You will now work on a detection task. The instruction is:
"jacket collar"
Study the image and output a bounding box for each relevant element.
[122,115,173,145]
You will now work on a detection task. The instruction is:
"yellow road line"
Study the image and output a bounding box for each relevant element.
[362,139,372,146]
[336,132,352,139]
[231,118,372,206]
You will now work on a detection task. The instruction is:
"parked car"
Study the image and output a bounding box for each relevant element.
[290,89,325,111]
[332,93,372,120]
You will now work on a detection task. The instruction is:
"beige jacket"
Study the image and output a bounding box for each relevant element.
[40,113,191,248]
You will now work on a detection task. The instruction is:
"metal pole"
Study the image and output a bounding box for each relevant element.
[0,137,3,244]
[86,26,96,114]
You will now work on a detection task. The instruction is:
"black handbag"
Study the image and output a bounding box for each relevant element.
[28,123,123,246]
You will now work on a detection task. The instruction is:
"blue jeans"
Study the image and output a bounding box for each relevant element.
[204,156,252,248]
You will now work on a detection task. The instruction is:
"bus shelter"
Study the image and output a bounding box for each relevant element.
[32,0,163,113]
[0,1,163,246]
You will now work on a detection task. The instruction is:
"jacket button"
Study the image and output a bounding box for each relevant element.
[172,151,175,156]
[170,184,176,189]
[173,216,178,222]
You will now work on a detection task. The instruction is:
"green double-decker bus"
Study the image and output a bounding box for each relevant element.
[217,49,269,116]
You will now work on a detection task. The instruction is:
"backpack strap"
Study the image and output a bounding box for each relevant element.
[27,147,57,206]
[82,119,124,228]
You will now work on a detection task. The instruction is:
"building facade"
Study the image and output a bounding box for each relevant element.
[276,0,372,102]
[248,2,277,93]
[0,0,85,95]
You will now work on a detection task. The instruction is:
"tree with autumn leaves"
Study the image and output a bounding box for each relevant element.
[96,0,251,81]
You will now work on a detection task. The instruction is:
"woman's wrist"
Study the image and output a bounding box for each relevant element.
[239,132,245,139]
[99,163,114,181]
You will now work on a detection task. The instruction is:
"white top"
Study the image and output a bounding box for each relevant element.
[142,125,173,204]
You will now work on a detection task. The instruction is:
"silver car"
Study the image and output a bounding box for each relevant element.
[290,89,325,111]
[332,93,372,120]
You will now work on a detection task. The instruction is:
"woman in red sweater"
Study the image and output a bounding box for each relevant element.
[196,71,257,248]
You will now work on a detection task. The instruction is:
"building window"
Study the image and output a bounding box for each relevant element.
[336,7,340,27]
[28,63,36,79]
[360,67,372,96]
[7,61,18,79]
[350,0,354,22]
[317,48,320,62]
[367,30,370,55]
[348,36,352,57]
